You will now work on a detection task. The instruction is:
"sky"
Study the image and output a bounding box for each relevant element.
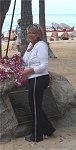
[7,0,76,15]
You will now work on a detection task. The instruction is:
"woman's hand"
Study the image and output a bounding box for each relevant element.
[20,68,34,77]
[20,70,28,77]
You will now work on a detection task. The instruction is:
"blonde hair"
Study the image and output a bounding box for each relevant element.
[27,24,44,40]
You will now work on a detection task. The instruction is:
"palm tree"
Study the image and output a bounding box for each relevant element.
[39,0,46,41]
[0,0,11,58]
[21,0,33,56]
[39,0,56,58]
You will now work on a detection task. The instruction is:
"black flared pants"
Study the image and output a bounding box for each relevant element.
[28,74,55,141]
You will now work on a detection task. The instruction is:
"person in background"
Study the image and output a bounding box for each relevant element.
[60,29,69,40]
[15,19,21,52]
[1,33,4,40]
[10,30,16,41]
[20,23,56,142]
[50,28,59,41]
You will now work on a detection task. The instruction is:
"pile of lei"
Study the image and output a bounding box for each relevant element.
[0,54,27,86]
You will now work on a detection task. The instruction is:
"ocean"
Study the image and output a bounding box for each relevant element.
[2,14,76,33]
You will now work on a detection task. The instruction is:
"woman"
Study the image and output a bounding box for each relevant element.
[21,24,55,142]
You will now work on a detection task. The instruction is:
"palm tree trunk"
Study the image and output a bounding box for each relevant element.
[21,0,33,56]
[39,0,46,41]
[39,0,56,58]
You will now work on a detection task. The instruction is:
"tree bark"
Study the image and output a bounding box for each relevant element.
[0,0,11,58]
[21,0,33,57]
[39,0,56,58]
[39,0,46,41]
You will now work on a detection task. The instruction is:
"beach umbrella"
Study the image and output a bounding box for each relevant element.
[51,22,63,30]
[59,23,71,29]
[52,22,59,30]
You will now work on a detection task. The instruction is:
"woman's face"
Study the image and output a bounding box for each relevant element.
[27,28,39,44]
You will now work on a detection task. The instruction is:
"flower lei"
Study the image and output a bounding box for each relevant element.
[0,54,27,86]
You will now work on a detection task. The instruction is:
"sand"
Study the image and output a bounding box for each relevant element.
[48,38,76,90]
[0,38,76,150]
[0,127,76,150]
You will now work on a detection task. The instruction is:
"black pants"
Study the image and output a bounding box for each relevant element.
[62,37,69,40]
[28,74,55,141]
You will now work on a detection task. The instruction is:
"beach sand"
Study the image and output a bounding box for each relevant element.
[48,37,76,90]
[1,37,76,150]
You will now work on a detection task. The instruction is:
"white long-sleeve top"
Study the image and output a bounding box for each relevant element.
[23,41,49,79]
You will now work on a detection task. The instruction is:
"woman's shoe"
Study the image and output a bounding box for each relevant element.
[25,134,43,142]
[25,135,34,142]
[43,135,49,139]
